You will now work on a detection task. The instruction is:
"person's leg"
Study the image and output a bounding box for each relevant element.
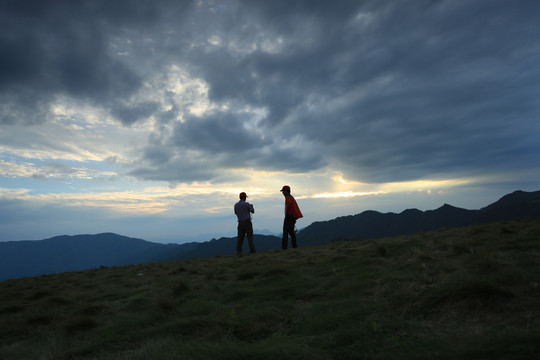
[237,222,246,254]
[282,218,289,249]
[290,219,298,248]
[246,220,256,253]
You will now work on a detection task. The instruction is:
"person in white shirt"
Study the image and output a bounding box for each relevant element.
[234,192,256,254]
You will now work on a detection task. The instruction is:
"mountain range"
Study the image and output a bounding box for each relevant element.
[1,190,539,281]
[297,189,540,245]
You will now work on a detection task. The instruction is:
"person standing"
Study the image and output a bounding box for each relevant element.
[234,192,256,255]
[280,185,303,249]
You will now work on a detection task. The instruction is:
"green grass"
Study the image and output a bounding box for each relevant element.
[1,218,539,359]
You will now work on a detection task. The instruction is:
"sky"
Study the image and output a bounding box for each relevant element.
[1,0,539,243]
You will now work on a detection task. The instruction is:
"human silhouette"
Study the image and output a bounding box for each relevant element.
[234,192,256,254]
[280,185,303,249]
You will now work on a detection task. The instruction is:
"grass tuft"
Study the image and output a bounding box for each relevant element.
[63,316,98,333]
[172,279,190,296]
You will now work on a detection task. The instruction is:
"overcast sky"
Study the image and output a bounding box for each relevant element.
[1,0,539,243]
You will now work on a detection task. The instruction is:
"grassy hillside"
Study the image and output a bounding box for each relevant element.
[1,218,539,359]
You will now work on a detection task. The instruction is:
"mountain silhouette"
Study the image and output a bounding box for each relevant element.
[0,233,198,281]
[1,190,539,281]
[297,190,540,245]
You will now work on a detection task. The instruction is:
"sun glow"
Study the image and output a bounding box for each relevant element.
[308,191,386,199]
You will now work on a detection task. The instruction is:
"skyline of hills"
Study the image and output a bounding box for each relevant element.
[1,189,539,281]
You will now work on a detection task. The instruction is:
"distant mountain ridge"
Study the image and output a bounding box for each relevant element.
[297,190,540,245]
[1,190,539,281]
[0,233,199,281]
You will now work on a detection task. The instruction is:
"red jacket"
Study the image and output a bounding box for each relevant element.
[285,195,303,219]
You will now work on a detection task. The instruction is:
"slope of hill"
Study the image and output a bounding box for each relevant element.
[175,234,282,259]
[1,218,538,359]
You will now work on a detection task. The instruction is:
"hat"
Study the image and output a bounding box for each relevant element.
[280,185,291,192]
[239,192,248,198]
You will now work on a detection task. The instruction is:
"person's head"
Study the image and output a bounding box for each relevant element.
[280,185,291,195]
[239,192,248,200]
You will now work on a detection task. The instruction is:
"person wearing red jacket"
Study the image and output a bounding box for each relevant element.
[280,185,303,249]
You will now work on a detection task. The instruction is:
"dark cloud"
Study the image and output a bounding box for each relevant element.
[111,101,161,125]
[172,111,269,153]
[128,152,221,184]
[130,108,324,183]
[0,0,192,125]
[2,0,539,184]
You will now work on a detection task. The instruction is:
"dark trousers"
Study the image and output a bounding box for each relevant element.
[282,217,297,249]
[237,220,255,254]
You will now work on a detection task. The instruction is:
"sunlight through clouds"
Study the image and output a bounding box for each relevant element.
[309,191,386,199]
[160,65,213,117]
[301,174,477,200]
[7,190,171,214]
[0,187,31,197]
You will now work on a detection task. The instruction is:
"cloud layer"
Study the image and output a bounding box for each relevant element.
[1,0,539,241]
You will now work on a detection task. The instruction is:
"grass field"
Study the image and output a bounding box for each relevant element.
[1,218,539,359]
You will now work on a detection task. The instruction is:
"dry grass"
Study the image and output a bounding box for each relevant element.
[1,218,539,359]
